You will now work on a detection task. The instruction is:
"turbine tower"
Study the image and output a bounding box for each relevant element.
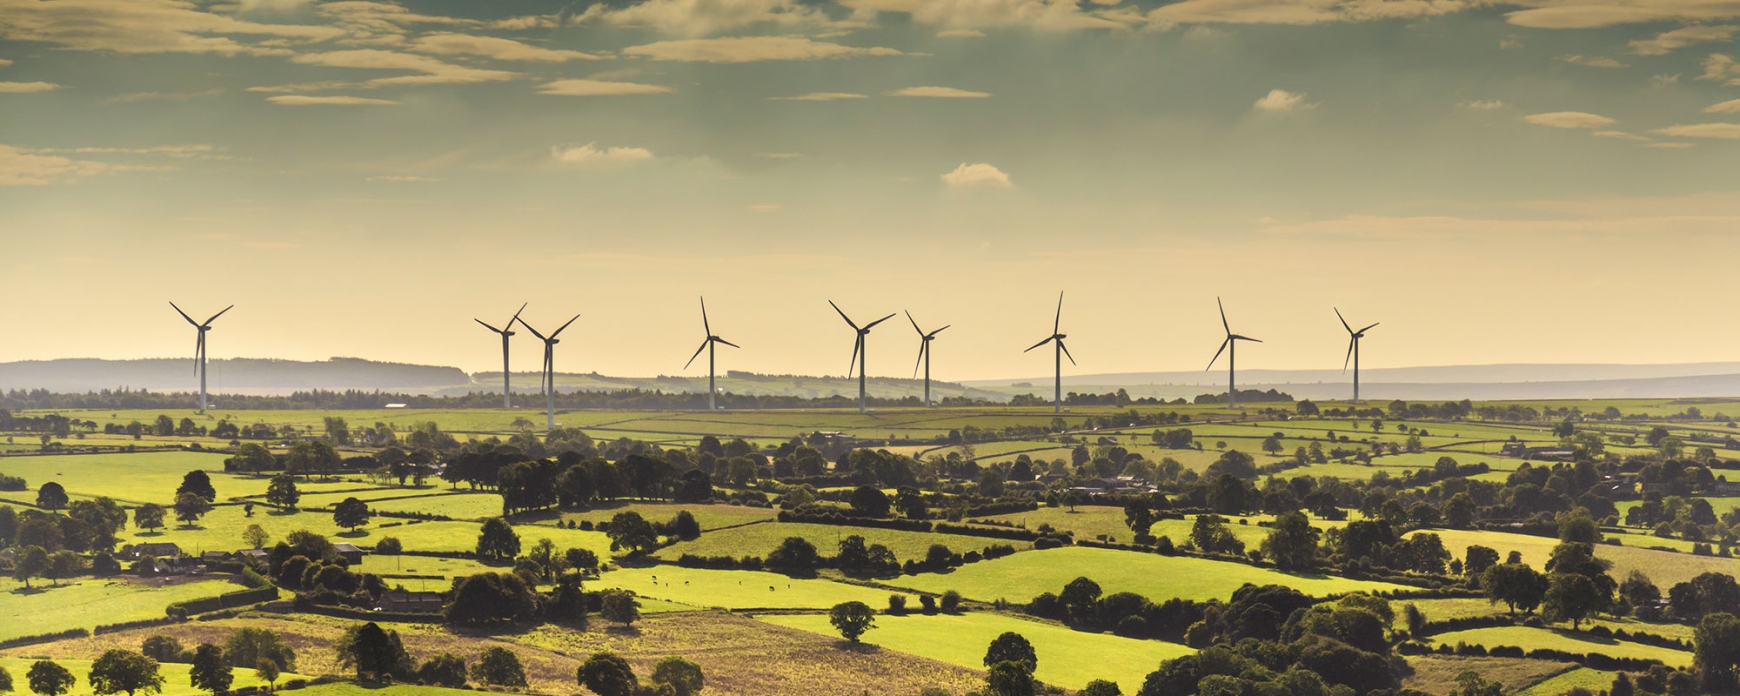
[1206,298,1261,408]
[474,303,527,409]
[829,301,895,414]
[906,311,950,407]
[1023,292,1074,414]
[1336,308,1379,403]
[169,302,233,414]
[684,297,739,411]
[515,313,580,430]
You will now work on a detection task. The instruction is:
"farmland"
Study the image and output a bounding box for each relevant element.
[0,577,242,642]
[1427,626,1693,666]
[651,522,1028,564]
[588,566,920,610]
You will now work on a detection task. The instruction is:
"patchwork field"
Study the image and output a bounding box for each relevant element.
[552,501,780,531]
[1427,626,1693,667]
[0,657,296,696]
[1415,528,1740,587]
[1514,668,1619,696]
[1400,656,1574,696]
[589,566,919,610]
[652,522,1028,564]
[0,577,242,642]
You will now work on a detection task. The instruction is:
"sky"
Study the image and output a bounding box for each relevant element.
[2,0,1740,382]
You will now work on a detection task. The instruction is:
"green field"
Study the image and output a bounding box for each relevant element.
[759,611,1191,692]
[1515,668,1617,696]
[1416,528,1740,588]
[652,522,1027,564]
[0,578,240,641]
[375,520,614,558]
[0,658,297,696]
[1428,626,1692,667]
[552,501,780,531]
[884,546,1408,604]
[369,493,505,520]
[590,566,919,610]
[349,553,503,581]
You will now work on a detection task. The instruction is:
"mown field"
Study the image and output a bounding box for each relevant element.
[0,577,243,642]
[759,611,1191,692]
[883,546,1408,604]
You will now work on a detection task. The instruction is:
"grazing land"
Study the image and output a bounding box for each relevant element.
[1400,656,1574,696]
[651,522,1026,563]
[588,566,919,610]
[0,657,295,696]
[0,577,241,642]
[1514,668,1619,696]
[1427,626,1693,667]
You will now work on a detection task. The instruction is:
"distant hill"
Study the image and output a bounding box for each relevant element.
[0,358,471,394]
[964,363,1740,388]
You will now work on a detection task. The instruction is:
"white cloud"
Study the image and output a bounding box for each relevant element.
[1652,123,1740,139]
[1458,99,1506,110]
[941,162,1011,188]
[266,94,399,105]
[623,37,904,63]
[1253,88,1311,112]
[0,81,61,93]
[316,1,475,45]
[552,143,656,166]
[489,15,561,30]
[0,144,158,185]
[769,91,867,101]
[886,86,991,98]
[1505,3,1740,29]
[1707,98,1740,113]
[409,33,606,62]
[1629,24,1736,55]
[573,0,851,37]
[1651,73,1682,86]
[0,0,342,55]
[537,79,674,96]
[290,50,520,86]
[1524,111,1616,129]
[937,28,986,37]
[1557,54,1628,68]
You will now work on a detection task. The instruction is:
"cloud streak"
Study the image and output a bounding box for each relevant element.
[623,37,905,63]
[537,79,674,96]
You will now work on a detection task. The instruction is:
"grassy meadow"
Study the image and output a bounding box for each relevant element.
[1427,626,1693,667]
[588,566,919,610]
[0,577,241,642]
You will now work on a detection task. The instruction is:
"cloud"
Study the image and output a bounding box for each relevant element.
[0,81,61,93]
[1505,3,1740,29]
[886,86,991,98]
[266,94,399,105]
[1708,98,1740,113]
[1646,141,1696,148]
[937,28,986,36]
[574,0,851,37]
[769,91,867,101]
[1592,130,1649,140]
[0,59,11,66]
[32,144,225,159]
[623,37,905,63]
[0,0,342,55]
[101,88,224,103]
[316,1,476,45]
[1253,88,1311,112]
[290,49,520,86]
[489,15,561,30]
[537,79,674,96]
[1458,99,1506,110]
[1700,53,1740,84]
[1629,24,1736,55]
[1144,0,1469,28]
[1524,111,1616,129]
[0,144,158,185]
[841,0,1128,31]
[941,162,1011,188]
[1651,73,1682,86]
[368,174,439,181]
[552,143,656,166]
[409,33,606,62]
[1557,54,1628,68]
[1651,123,1740,139]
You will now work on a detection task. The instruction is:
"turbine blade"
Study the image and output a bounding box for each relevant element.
[550,313,581,339]
[684,339,709,370]
[717,338,741,349]
[864,313,896,330]
[929,325,950,338]
[1360,322,1380,333]
[204,305,234,325]
[1335,307,1352,334]
[507,302,527,327]
[1244,336,1263,343]
[517,318,548,341]
[1218,297,1230,335]
[913,343,925,379]
[474,319,504,334]
[1060,341,1076,366]
[1054,291,1063,335]
[828,300,859,331]
[700,297,710,336]
[1206,337,1230,370]
[169,302,198,327]
[1343,337,1355,372]
[906,310,923,336]
[847,336,861,378]
[1024,336,1055,353]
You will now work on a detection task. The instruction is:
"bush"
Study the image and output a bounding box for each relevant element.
[940,590,962,613]
[888,595,908,615]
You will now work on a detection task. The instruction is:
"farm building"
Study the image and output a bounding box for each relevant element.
[132,542,183,559]
[332,542,366,564]
[378,590,444,613]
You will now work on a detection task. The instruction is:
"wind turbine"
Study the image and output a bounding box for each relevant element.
[1336,308,1379,403]
[474,303,527,409]
[829,301,895,414]
[515,313,580,430]
[906,311,949,407]
[1023,292,1074,414]
[684,297,739,411]
[169,302,233,414]
[1206,298,1261,408]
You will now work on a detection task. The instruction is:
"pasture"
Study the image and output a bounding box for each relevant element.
[588,566,919,610]
[1413,528,1740,588]
[0,577,240,642]
[759,611,1192,692]
[883,546,1408,604]
[1426,626,1692,667]
[1400,656,1573,696]
[0,658,294,696]
[651,522,1027,564]
[1514,668,1618,696]
[551,501,779,531]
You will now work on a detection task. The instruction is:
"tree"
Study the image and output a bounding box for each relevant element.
[565,547,600,575]
[1123,499,1155,535]
[265,476,300,510]
[26,661,74,696]
[1696,612,1740,694]
[445,572,536,626]
[46,550,82,586]
[332,498,370,532]
[984,632,1037,672]
[224,628,297,673]
[1543,573,1602,630]
[828,601,876,642]
[1463,545,1499,582]
[253,659,279,692]
[187,645,231,696]
[242,524,270,550]
[234,444,276,476]
[13,546,48,589]
[766,536,821,573]
[600,589,640,627]
[0,665,12,694]
[88,650,164,696]
[1079,680,1122,696]
[469,647,526,687]
[577,652,638,696]
[850,486,892,517]
[1447,670,1503,696]
[985,661,1036,696]
[475,518,521,561]
[36,483,68,511]
[336,623,407,683]
[172,493,210,527]
[415,654,465,688]
[650,657,704,696]
[671,511,701,540]
[134,504,166,533]
[176,471,216,502]
[1260,511,1320,571]
[1483,563,1549,615]
[604,512,658,556]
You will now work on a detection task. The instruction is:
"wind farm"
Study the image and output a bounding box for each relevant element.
[1023,292,1076,414]
[474,303,527,409]
[830,300,896,414]
[515,312,581,429]
[167,301,232,414]
[1205,298,1261,409]
[907,311,949,408]
[684,297,740,411]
